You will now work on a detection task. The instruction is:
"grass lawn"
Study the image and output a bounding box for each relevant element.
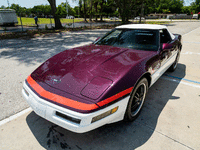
[17,17,84,26]
[146,21,171,24]
[17,17,171,26]
[131,20,171,25]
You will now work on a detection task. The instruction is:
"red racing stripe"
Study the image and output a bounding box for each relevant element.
[27,76,132,111]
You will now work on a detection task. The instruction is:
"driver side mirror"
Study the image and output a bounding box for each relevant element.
[162,43,173,50]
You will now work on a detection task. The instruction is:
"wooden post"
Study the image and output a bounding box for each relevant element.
[73,18,74,29]
[50,17,52,28]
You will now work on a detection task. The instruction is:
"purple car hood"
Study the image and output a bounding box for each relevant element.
[31,44,156,101]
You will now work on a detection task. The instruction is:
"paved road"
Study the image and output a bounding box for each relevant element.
[0,21,200,150]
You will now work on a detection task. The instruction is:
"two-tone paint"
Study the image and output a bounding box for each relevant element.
[23,24,182,133]
[27,45,157,112]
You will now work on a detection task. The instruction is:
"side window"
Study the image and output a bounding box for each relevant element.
[160,29,172,43]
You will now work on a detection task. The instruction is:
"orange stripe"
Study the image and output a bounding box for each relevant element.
[97,87,133,107]
[27,76,98,110]
[27,76,132,111]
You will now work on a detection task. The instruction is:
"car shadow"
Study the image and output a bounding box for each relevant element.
[26,63,186,150]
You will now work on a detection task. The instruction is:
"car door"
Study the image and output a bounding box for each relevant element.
[159,29,176,67]
[150,29,177,86]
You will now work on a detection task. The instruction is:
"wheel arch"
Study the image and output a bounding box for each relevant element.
[124,72,150,121]
[133,72,152,89]
[179,44,182,51]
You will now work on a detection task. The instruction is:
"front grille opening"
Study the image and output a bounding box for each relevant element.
[56,111,81,124]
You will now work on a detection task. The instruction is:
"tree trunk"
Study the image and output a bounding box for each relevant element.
[47,0,62,29]
[90,0,93,21]
[139,0,144,24]
[100,0,104,21]
[83,0,87,22]
[94,2,98,21]
[79,0,82,18]
[122,0,126,23]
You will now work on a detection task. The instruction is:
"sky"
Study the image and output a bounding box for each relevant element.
[184,0,195,5]
[0,0,79,8]
[0,0,196,8]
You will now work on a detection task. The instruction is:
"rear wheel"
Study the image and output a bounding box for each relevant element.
[124,78,148,121]
[168,50,180,72]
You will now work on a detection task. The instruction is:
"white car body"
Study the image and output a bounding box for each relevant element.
[0,9,18,25]
[192,14,198,19]
[22,81,130,133]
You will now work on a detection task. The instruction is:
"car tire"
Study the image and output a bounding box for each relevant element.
[168,49,180,72]
[124,78,148,122]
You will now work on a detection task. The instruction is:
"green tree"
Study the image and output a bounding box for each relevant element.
[10,4,22,16]
[32,5,45,17]
[60,2,76,17]
[78,0,83,18]
[102,0,116,17]
[190,2,197,13]
[181,6,191,15]
[0,5,6,9]
[74,6,80,17]
[114,0,159,23]
[195,0,200,12]
[169,0,184,13]
[56,4,67,18]
[156,0,184,13]
[99,0,106,21]
[83,0,87,21]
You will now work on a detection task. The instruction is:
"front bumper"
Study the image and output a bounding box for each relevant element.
[22,82,130,133]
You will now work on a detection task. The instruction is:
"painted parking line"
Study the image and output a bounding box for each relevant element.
[183,26,200,36]
[1,76,199,127]
[164,74,200,85]
[162,76,200,89]
[181,52,200,55]
[0,107,32,126]
[183,41,200,44]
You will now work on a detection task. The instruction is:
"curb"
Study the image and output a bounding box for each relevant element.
[0,107,32,126]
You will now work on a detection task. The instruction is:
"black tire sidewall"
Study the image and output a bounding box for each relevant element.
[169,50,180,72]
[124,78,148,122]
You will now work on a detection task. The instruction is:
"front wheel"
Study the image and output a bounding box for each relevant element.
[124,78,148,122]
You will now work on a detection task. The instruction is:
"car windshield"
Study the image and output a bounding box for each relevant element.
[95,29,159,51]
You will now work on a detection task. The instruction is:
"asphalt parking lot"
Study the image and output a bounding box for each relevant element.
[0,21,200,150]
